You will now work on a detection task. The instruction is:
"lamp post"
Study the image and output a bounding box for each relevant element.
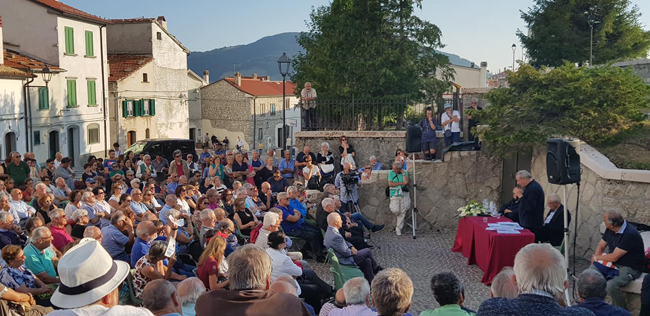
[277,52,291,150]
[41,65,53,88]
[511,44,516,71]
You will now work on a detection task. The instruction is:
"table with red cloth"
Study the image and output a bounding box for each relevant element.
[452,216,535,284]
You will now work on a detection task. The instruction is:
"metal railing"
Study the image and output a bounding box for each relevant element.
[300,97,409,131]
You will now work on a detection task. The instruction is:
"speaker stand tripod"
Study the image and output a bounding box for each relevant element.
[404,154,428,239]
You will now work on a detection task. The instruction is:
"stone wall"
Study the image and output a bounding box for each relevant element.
[613,59,650,85]
[530,145,650,260]
[356,151,502,232]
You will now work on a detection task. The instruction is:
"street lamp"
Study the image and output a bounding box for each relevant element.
[41,65,53,88]
[511,44,516,71]
[277,52,291,150]
[585,9,597,66]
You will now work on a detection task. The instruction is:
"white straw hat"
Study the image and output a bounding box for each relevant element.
[51,239,129,309]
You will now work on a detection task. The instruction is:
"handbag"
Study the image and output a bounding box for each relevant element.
[320,163,334,174]
[341,154,356,170]
[444,129,452,138]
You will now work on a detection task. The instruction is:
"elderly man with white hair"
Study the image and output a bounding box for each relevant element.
[537,193,570,247]
[80,191,107,226]
[83,226,103,243]
[199,209,216,246]
[371,268,413,316]
[490,267,518,299]
[477,243,594,315]
[330,277,374,316]
[176,277,206,316]
[515,170,545,241]
[388,160,410,236]
[195,244,310,315]
[10,188,35,225]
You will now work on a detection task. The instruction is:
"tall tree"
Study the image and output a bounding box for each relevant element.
[291,0,453,101]
[518,0,650,67]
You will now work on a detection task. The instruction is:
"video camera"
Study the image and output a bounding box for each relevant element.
[340,170,360,189]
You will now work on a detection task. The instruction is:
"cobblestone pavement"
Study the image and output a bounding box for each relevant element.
[304,229,592,315]
[306,230,491,314]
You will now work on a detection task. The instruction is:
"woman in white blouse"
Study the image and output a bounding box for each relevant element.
[265,231,332,311]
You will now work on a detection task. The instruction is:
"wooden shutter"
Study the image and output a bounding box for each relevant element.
[38,87,49,109]
[64,27,74,54]
[67,80,77,107]
[87,80,96,105]
[85,31,94,57]
[150,99,156,116]
[122,100,128,118]
[136,100,143,117]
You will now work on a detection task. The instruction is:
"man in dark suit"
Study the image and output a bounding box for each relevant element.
[477,243,593,316]
[538,193,571,247]
[500,187,523,222]
[576,269,631,316]
[515,170,545,240]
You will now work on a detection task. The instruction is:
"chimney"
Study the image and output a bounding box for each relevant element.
[479,61,488,88]
[252,73,257,79]
[0,16,4,65]
[203,70,209,84]
[156,16,167,31]
[234,72,241,86]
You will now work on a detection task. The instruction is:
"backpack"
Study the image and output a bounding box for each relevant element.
[249,223,263,243]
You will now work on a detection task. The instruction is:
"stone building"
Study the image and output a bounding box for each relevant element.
[0,0,110,166]
[200,72,299,151]
[106,16,190,147]
[187,70,208,144]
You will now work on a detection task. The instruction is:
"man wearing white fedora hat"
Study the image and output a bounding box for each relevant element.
[48,239,153,316]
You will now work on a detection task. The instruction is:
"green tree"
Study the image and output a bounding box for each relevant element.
[474,64,649,157]
[291,0,453,101]
[518,0,650,67]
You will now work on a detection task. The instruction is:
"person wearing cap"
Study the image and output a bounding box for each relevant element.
[169,150,190,178]
[441,103,461,146]
[48,239,153,315]
[85,177,97,190]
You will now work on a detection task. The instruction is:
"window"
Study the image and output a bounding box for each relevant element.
[126,100,134,116]
[33,131,41,145]
[157,32,162,40]
[66,79,77,107]
[143,73,148,82]
[87,80,97,106]
[145,128,150,139]
[85,31,94,57]
[270,104,276,116]
[285,99,291,109]
[258,128,263,140]
[38,87,49,110]
[143,100,150,115]
[87,124,100,144]
[64,27,74,55]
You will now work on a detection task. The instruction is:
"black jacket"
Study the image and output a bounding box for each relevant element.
[499,198,520,222]
[518,180,545,231]
[477,294,594,316]
[538,205,570,246]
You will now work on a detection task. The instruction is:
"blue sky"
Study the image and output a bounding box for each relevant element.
[66,0,650,73]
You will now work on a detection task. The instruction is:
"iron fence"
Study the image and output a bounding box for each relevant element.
[300,98,409,131]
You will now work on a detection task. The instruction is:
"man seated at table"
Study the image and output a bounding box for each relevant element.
[537,193,570,247]
[499,187,522,222]
[592,210,645,309]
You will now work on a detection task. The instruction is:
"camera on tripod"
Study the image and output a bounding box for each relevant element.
[340,170,360,190]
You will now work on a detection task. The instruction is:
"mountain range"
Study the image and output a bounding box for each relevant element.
[187,32,478,83]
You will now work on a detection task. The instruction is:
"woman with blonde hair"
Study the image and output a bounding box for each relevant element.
[197,236,229,291]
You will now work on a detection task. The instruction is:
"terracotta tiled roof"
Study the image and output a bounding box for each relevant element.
[3,50,64,73]
[223,77,298,96]
[0,65,34,78]
[108,54,153,82]
[110,18,156,24]
[33,0,108,24]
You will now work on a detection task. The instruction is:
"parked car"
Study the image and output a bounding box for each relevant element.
[125,139,197,163]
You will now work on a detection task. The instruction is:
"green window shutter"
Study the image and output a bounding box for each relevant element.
[87,80,96,105]
[85,31,94,57]
[135,100,142,117]
[122,100,128,118]
[149,99,156,116]
[38,87,49,110]
[67,80,77,107]
[64,27,74,54]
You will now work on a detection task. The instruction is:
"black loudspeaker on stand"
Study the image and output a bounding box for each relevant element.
[546,138,581,185]
[406,126,422,153]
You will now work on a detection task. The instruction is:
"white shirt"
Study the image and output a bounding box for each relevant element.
[302,165,320,177]
[441,110,461,133]
[9,200,35,219]
[266,247,302,295]
[544,209,558,225]
[176,198,190,214]
[47,305,153,316]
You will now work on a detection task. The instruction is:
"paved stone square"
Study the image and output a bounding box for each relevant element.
[307,230,492,314]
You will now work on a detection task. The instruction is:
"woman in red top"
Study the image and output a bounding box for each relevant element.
[197,236,229,291]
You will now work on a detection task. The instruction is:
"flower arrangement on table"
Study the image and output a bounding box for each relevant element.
[457,201,489,217]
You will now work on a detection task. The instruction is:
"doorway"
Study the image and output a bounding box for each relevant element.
[189,128,196,142]
[67,126,80,167]
[127,131,136,147]
[48,131,59,160]
[4,132,16,158]
[501,151,532,204]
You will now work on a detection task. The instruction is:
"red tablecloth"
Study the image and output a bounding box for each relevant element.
[452,216,535,284]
